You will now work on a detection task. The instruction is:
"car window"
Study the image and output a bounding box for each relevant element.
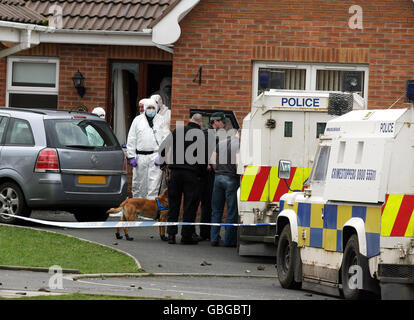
[0,116,9,143]
[5,118,35,146]
[45,119,120,150]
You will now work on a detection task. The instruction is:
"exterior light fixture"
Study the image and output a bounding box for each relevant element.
[72,69,86,98]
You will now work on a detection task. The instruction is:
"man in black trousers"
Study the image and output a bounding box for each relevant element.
[163,113,205,245]
[194,112,227,241]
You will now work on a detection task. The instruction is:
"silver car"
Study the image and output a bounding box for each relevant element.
[0,108,128,223]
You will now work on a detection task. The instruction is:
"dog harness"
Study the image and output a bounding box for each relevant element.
[156,197,168,220]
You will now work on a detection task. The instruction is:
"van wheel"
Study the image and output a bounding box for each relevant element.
[73,209,109,222]
[276,224,301,289]
[0,182,31,224]
[341,234,365,300]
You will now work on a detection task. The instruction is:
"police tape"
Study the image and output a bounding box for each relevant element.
[0,213,276,229]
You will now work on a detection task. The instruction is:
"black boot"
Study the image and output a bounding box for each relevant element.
[168,234,176,244]
[181,235,199,245]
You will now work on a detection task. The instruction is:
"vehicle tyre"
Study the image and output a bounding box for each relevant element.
[0,182,31,224]
[73,208,109,222]
[276,224,301,289]
[341,234,365,300]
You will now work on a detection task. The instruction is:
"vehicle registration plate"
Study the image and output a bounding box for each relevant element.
[78,176,106,184]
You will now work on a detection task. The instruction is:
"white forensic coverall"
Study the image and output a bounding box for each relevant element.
[151,94,171,131]
[126,100,168,199]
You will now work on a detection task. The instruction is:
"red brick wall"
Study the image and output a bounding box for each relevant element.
[0,43,172,112]
[171,0,414,125]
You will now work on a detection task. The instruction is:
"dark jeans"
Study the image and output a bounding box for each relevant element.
[167,168,201,238]
[210,174,240,246]
[198,170,214,238]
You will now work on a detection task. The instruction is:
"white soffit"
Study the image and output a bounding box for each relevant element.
[152,0,200,46]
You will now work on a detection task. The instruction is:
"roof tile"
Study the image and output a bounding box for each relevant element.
[0,0,45,24]
[25,0,178,31]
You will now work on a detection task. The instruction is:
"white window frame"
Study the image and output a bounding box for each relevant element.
[252,61,369,105]
[6,56,59,108]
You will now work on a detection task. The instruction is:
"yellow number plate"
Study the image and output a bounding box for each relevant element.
[78,176,106,184]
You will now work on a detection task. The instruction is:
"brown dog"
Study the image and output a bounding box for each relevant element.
[106,188,169,241]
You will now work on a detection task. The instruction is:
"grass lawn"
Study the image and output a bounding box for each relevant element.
[0,225,140,274]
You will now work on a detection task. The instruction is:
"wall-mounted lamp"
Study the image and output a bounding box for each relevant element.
[72,69,86,98]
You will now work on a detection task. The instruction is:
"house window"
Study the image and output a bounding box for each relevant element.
[7,57,59,109]
[253,62,368,104]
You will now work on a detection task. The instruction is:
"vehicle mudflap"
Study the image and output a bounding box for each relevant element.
[292,241,302,283]
[359,254,381,296]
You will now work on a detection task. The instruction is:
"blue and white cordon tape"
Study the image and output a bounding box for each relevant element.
[0,213,276,229]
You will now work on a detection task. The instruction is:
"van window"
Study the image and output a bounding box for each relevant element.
[311,145,331,181]
[5,118,34,146]
[45,119,120,151]
[284,121,293,137]
[316,122,326,138]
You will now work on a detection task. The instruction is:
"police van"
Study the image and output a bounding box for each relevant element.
[237,90,365,256]
[275,107,414,299]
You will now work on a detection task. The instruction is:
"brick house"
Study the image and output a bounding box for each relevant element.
[0,0,413,139]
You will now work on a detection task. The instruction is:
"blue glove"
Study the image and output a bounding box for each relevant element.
[129,158,138,167]
[154,154,161,166]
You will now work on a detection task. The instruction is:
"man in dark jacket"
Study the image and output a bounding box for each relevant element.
[163,113,205,244]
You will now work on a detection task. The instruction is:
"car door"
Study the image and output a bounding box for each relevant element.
[0,115,9,153]
[1,117,38,184]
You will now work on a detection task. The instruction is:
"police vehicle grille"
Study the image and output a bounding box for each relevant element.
[378,264,414,279]
[240,225,276,236]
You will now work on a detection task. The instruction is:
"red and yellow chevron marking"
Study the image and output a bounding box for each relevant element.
[240,166,311,202]
[381,194,414,237]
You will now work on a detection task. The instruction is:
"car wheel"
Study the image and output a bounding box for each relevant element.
[0,182,31,224]
[276,224,301,289]
[73,208,109,222]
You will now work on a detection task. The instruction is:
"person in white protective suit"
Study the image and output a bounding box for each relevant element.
[126,98,168,199]
[138,98,148,115]
[92,107,106,119]
[151,94,171,130]
[152,77,172,108]
[86,107,106,146]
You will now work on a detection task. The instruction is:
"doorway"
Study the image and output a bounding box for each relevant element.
[110,61,172,146]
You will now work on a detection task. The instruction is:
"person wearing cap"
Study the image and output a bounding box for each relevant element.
[126,98,168,199]
[152,77,172,108]
[210,129,241,247]
[192,112,227,242]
